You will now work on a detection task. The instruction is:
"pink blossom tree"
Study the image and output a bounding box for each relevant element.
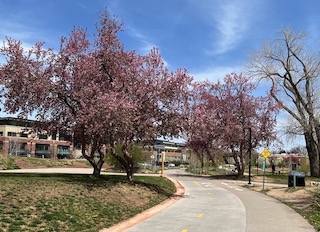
[0,12,192,180]
[187,73,279,175]
[186,82,223,173]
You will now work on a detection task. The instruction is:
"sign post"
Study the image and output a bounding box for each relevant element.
[261,149,271,191]
[262,159,266,191]
[161,152,165,177]
[291,163,297,187]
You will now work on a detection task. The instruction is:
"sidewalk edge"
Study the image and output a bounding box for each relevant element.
[100,175,185,232]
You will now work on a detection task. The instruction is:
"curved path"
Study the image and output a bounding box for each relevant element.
[124,169,315,232]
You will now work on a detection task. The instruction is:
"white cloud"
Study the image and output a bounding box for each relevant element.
[126,26,170,67]
[190,65,243,83]
[0,14,58,52]
[0,19,35,41]
[204,0,262,56]
[127,26,157,54]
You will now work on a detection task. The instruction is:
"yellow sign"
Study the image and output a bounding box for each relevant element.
[261,149,271,158]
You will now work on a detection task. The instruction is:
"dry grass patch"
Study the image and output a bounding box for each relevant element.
[0,173,175,232]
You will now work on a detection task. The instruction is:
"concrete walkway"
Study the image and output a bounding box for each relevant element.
[0,167,158,177]
[0,167,95,174]
[116,169,315,232]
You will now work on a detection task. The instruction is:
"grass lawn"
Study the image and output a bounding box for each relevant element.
[0,155,92,170]
[0,173,176,232]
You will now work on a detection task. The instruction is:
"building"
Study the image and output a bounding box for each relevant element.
[0,117,73,159]
[153,140,189,163]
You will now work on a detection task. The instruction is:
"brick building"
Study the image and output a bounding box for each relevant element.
[0,117,73,158]
[153,140,189,163]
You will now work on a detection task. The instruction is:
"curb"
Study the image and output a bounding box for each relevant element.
[100,175,185,232]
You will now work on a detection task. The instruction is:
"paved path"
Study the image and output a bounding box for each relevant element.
[0,167,157,177]
[0,167,95,174]
[124,169,315,232]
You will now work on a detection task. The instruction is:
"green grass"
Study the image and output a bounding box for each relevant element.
[21,156,90,167]
[0,155,20,170]
[0,155,91,170]
[305,190,320,231]
[0,173,176,232]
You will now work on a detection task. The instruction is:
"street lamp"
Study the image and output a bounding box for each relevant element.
[246,127,252,185]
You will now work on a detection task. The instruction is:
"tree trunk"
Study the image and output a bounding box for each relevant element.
[304,131,320,177]
[314,124,320,178]
[201,151,204,175]
[92,164,101,178]
[109,145,135,181]
[122,148,135,182]
[79,135,105,178]
[239,155,245,176]
[239,144,245,176]
[232,151,243,176]
[125,164,134,182]
[84,150,105,178]
[92,156,105,178]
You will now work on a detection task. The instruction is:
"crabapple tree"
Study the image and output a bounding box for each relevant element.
[187,74,279,175]
[0,12,192,180]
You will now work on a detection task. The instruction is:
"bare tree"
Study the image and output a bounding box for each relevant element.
[288,146,308,156]
[247,28,320,177]
[8,137,19,156]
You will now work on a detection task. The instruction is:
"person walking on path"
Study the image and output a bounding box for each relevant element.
[272,162,276,175]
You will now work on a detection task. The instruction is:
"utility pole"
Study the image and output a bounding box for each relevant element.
[248,127,252,185]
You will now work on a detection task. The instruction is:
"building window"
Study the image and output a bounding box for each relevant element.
[7,132,17,137]
[20,143,27,150]
[59,132,72,141]
[0,132,3,136]
[38,134,48,139]
[36,144,49,151]
[9,142,27,157]
[20,133,28,138]
[35,144,51,158]
[58,146,70,152]
[57,145,71,159]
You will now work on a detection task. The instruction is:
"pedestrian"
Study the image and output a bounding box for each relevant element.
[271,162,275,175]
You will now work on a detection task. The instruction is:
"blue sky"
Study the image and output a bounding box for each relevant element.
[1,0,319,150]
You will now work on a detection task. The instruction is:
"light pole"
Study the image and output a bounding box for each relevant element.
[246,127,252,185]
